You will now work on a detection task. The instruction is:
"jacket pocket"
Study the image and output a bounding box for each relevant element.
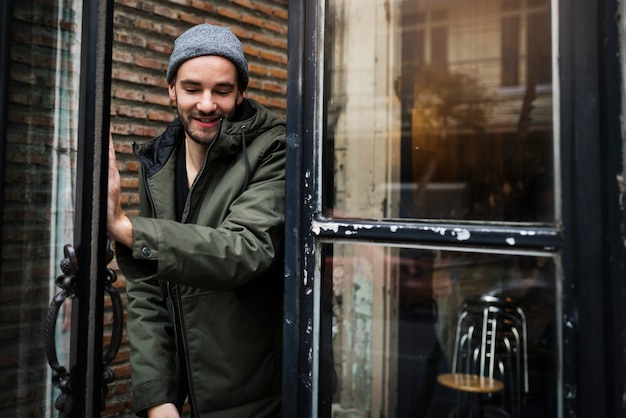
[180,291,281,410]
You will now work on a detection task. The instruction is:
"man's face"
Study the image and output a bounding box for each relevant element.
[169,55,244,146]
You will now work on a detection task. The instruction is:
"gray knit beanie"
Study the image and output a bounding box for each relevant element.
[166,24,249,90]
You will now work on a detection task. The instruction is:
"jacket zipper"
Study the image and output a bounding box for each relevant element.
[168,120,225,417]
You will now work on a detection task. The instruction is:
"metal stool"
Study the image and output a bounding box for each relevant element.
[447,295,528,417]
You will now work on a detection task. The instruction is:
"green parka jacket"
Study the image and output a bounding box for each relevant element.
[115,99,285,417]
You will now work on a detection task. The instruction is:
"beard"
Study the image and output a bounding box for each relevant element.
[179,109,224,147]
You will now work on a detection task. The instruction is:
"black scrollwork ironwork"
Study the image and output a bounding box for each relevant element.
[44,239,125,413]
[44,244,78,415]
[101,238,123,406]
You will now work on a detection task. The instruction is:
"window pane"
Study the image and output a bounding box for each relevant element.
[319,242,558,417]
[323,0,555,223]
[0,2,81,416]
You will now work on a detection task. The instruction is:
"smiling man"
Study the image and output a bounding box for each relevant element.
[107,24,286,418]
[172,55,243,146]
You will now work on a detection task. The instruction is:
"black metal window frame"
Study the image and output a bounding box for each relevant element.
[68,0,115,415]
[0,0,10,262]
[283,1,625,418]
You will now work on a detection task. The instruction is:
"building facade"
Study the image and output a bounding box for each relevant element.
[0,0,624,417]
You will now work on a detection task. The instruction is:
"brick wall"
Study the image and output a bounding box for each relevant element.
[1,0,287,415]
[105,1,288,416]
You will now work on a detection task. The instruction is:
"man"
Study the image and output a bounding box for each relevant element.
[107,23,285,418]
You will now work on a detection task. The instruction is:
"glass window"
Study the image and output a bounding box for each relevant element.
[318,242,558,417]
[0,2,81,416]
[323,0,555,223]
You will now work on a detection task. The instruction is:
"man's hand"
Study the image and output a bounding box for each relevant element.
[147,403,180,418]
[107,134,133,247]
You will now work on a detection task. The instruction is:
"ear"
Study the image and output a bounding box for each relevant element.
[168,84,177,102]
[236,89,244,105]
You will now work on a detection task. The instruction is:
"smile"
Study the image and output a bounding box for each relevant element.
[193,117,219,128]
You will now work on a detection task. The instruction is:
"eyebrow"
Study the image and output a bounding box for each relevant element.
[179,79,202,86]
[179,79,236,89]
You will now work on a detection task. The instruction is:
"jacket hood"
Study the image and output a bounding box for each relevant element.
[133,98,284,178]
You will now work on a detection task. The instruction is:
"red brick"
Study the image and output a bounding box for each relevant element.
[264,82,286,94]
[116,105,147,119]
[120,177,138,189]
[244,44,260,59]
[270,67,288,80]
[180,13,207,26]
[264,20,285,35]
[147,109,176,122]
[233,0,254,10]
[125,161,141,172]
[190,0,215,13]
[275,8,288,20]
[241,13,263,28]
[251,32,272,47]
[153,5,180,19]
[146,39,173,55]
[232,26,252,41]
[144,92,172,107]
[135,56,163,71]
[217,6,241,22]
[252,2,273,15]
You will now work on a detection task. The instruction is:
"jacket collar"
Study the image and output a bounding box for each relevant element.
[133,98,283,177]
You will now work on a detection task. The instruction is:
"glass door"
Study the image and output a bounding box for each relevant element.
[0,0,117,416]
[285,0,624,417]
[315,0,560,414]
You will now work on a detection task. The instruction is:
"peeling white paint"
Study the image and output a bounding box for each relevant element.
[454,228,471,241]
[565,385,577,399]
[519,230,537,236]
[506,237,516,245]
[390,226,398,232]
[616,175,625,213]
[312,221,378,235]
[424,226,448,236]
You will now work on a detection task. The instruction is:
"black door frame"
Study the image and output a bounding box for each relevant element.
[558,0,625,416]
[0,0,11,264]
[66,0,115,415]
[283,0,625,417]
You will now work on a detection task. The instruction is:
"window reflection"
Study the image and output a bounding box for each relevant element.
[1,2,81,416]
[324,0,555,223]
[319,243,557,417]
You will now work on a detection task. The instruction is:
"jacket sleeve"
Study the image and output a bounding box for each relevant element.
[115,167,179,415]
[120,130,285,291]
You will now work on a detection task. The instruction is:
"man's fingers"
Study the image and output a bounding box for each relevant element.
[109,133,117,165]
